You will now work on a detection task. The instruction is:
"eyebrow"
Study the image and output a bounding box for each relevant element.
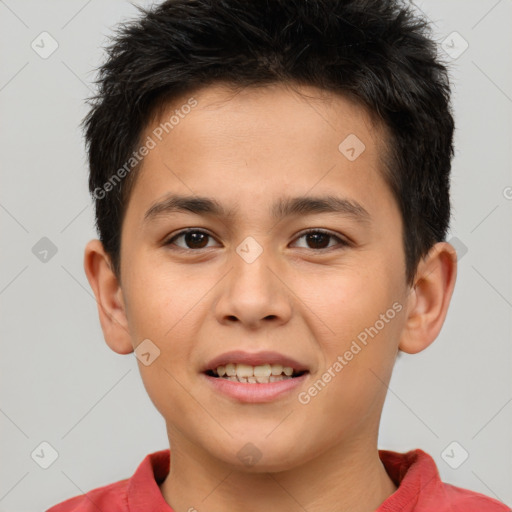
[143,193,371,224]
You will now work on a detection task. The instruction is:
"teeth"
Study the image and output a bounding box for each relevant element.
[212,363,299,383]
[254,364,272,377]
[236,364,253,378]
[271,364,283,375]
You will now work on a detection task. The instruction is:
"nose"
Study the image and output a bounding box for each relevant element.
[214,244,293,330]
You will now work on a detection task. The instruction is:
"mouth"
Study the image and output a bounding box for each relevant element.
[205,363,308,384]
[201,350,310,402]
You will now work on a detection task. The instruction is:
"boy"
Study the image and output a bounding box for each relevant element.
[47,0,510,510]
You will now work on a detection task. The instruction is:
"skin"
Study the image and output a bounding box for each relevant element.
[84,82,457,512]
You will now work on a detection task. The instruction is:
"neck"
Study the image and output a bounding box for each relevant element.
[159,435,397,512]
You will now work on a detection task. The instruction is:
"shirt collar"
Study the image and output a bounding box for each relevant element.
[126,448,442,511]
[377,449,442,511]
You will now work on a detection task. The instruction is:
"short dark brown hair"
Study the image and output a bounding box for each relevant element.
[83,0,454,285]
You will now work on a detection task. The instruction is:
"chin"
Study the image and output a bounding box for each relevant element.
[204,432,309,473]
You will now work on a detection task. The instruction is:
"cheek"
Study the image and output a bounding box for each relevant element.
[125,275,204,420]
[296,294,403,440]
[296,260,404,390]
[124,257,202,339]
[122,261,205,394]
[298,264,395,343]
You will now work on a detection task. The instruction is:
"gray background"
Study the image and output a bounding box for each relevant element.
[0,0,511,510]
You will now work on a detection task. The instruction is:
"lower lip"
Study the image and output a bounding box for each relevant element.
[202,373,309,403]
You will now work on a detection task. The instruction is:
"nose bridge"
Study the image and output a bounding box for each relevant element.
[234,240,274,292]
[232,236,278,302]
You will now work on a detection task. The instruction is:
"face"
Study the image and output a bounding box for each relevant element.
[117,82,411,471]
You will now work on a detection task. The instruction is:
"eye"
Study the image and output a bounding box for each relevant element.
[165,229,218,250]
[291,229,349,251]
[164,228,350,252]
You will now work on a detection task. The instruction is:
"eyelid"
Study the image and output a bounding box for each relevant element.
[164,227,351,251]
[164,228,220,250]
[292,228,351,249]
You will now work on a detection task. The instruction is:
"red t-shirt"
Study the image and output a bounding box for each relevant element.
[46,448,510,511]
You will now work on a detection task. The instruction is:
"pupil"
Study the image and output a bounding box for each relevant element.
[186,232,208,249]
[183,232,330,250]
[307,233,329,249]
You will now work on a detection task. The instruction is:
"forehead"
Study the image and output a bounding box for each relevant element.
[125,81,395,226]
[156,81,385,149]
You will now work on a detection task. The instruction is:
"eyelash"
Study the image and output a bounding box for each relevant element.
[164,228,350,252]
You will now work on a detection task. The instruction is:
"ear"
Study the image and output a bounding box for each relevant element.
[83,239,134,355]
[399,241,457,354]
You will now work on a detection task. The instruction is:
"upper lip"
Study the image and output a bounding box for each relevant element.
[202,350,309,373]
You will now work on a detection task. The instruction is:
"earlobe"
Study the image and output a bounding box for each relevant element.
[398,242,457,354]
[83,239,134,355]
